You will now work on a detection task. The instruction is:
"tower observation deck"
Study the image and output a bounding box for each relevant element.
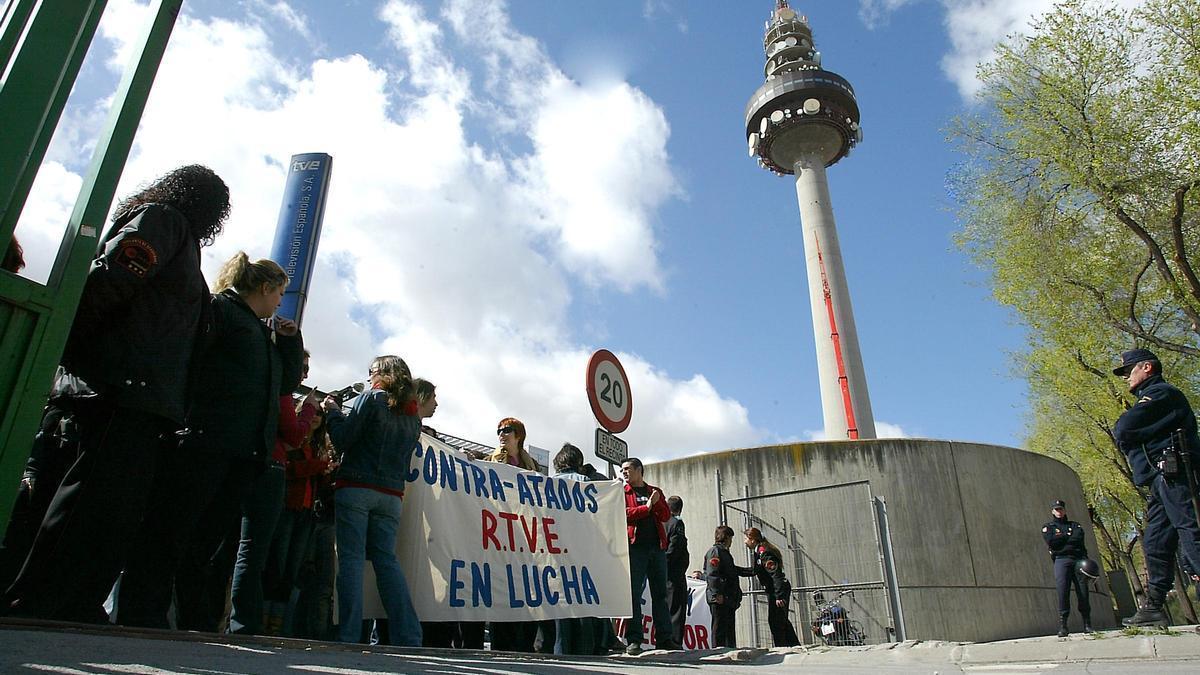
[745,1,875,440]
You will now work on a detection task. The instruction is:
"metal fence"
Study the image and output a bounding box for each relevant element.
[719,477,904,648]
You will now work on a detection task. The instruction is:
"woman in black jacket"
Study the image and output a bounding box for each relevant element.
[2,165,228,624]
[118,252,303,630]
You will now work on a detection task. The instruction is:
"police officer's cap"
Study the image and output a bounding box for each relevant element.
[1112,348,1159,375]
[1052,499,1065,509]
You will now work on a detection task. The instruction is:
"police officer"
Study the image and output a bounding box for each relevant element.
[737,527,800,647]
[1112,348,1200,627]
[705,525,742,648]
[1043,499,1091,636]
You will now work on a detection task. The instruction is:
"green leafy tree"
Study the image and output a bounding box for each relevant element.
[951,0,1200,607]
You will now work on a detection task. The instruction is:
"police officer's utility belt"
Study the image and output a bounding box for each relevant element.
[1142,430,1186,479]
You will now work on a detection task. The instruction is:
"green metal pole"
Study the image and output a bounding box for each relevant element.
[0,0,39,71]
[0,0,184,526]
[0,0,107,249]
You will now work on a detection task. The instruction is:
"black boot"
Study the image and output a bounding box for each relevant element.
[1057,614,1069,638]
[1122,588,1168,628]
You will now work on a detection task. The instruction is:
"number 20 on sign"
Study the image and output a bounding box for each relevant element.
[586,349,632,434]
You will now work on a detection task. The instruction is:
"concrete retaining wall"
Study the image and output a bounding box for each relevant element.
[645,438,1115,643]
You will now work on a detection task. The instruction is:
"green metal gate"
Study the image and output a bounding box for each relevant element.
[0,0,183,525]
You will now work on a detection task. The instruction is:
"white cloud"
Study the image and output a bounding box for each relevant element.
[641,0,688,33]
[519,79,676,292]
[252,0,310,36]
[858,0,921,29]
[802,421,911,441]
[940,0,1149,100]
[442,0,678,292]
[11,162,82,283]
[15,0,757,463]
[874,421,911,438]
[858,0,1148,100]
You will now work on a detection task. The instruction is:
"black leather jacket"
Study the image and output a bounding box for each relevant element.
[705,544,742,608]
[60,204,207,424]
[737,542,792,602]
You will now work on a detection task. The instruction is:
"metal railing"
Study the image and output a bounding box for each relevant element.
[719,476,905,647]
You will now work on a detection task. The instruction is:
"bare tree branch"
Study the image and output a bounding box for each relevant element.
[1169,179,1200,306]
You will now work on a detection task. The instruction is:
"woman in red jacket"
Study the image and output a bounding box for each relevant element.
[262,384,328,635]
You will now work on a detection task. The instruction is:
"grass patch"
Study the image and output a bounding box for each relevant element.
[1120,626,1147,636]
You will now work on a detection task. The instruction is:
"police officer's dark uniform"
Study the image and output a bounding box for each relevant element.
[1112,348,1200,627]
[737,539,800,647]
[1042,499,1091,636]
[704,540,742,648]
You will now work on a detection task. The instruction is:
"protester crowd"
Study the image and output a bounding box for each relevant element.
[0,164,801,654]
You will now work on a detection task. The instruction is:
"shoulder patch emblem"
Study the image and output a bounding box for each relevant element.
[764,559,777,572]
[115,238,158,278]
[757,545,767,554]
[709,557,720,568]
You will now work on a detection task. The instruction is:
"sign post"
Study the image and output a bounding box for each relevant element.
[586,349,632,477]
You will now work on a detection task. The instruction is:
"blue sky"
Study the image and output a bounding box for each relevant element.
[16,0,1108,460]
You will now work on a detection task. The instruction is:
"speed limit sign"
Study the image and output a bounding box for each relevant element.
[586,349,632,433]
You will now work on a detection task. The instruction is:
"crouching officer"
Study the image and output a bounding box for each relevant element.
[737,527,800,647]
[1112,348,1200,627]
[1043,500,1092,636]
[705,525,742,648]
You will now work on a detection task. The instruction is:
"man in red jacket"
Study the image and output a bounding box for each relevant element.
[621,457,681,653]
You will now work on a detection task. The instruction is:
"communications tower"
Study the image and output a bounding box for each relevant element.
[745,1,875,440]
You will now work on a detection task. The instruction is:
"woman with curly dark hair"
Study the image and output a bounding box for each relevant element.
[1,164,230,624]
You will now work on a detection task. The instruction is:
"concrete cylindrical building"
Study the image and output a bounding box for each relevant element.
[647,439,1116,644]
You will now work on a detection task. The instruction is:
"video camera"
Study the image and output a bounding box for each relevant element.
[294,382,364,409]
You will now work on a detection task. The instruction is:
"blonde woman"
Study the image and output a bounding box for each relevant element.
[119,252,304,631]
[322,355,423,646]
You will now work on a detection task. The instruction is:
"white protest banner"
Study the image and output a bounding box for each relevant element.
[362,434,632,621]
[612,577,715,650]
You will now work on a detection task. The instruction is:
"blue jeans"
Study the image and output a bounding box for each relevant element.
[625,540,671,646]
[229,461,285,634]
[335,487,421,646]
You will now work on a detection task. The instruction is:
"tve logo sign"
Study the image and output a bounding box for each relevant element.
[292,160,321,171]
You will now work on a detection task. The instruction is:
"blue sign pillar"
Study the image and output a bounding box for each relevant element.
[270,152,333,326]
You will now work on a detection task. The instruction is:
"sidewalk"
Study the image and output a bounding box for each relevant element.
[2,618,1198,673]
[675,626,1200,668]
